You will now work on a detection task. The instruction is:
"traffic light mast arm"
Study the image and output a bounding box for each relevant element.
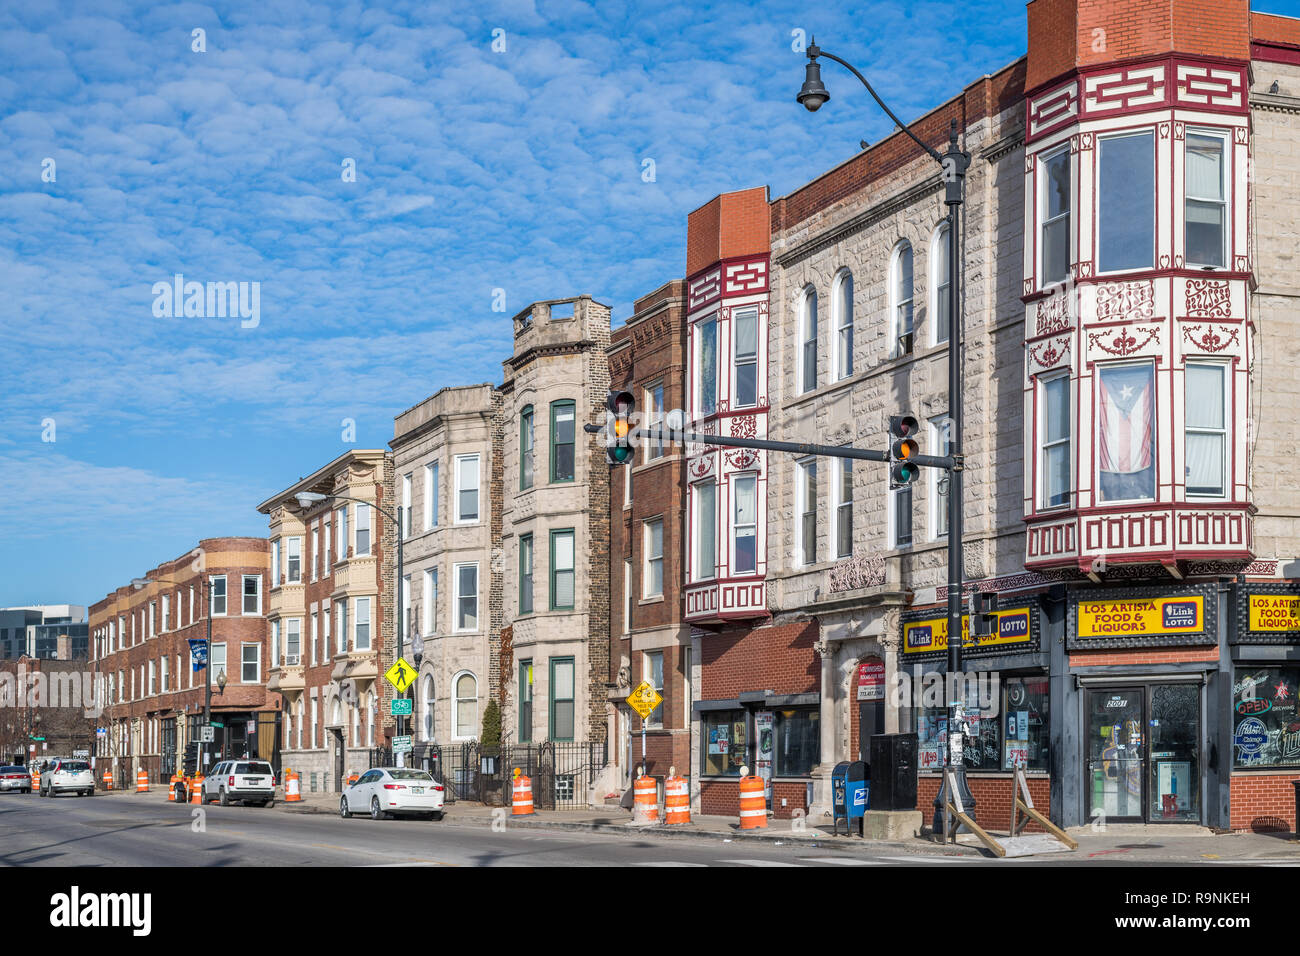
[584,423,956,470]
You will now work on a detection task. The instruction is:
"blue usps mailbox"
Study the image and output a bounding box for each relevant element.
[832,761,869,837]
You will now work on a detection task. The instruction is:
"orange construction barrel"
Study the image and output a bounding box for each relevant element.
[190,775,204,805]
[285,769,301,802]
[664,769,690,825]
[168,773,179,801]
[136,769,149,793]
[739,772,767,829]
[511,769,534,815]
[633,774,659,824]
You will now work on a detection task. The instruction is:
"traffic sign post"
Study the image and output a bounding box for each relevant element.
[626,680,663,777]
[393,735,413,755]
[199,726,215,744]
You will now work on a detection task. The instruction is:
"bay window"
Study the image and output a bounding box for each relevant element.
[1098,362,1155,502]
[455,563,478,631]
[354,597,370,650]
[355,503,370,555]
[1040,148,1071,284]
[697,315,717,416]
[643,518,663,598]
[520,407,534,489]
[455,454,480,522]
[1098,131,1155,272]
[551,529,575,610]
[734,475,758,574]
[550,402,575,483]
[1041,374,1071,508]
[734,309,759,407]
[1185,362,1226,496]
[1186,131,1227,268]
[519,534,534,615]
[694,480,716,581]
[287,536,301,582]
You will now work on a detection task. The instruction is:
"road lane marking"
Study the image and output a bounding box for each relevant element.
[629,861,708,867]
[716,859,805,867]
[797,857,883,865]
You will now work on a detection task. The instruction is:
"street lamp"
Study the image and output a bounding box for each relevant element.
[294,490,407,764]
[797,40,975,826]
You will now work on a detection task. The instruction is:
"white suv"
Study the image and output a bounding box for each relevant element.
[39,759,95,797]
[202,760,277,807]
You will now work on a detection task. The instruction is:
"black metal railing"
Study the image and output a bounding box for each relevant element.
[365,740,607,809]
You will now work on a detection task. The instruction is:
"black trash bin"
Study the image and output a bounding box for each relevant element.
[1292,779,1300,839]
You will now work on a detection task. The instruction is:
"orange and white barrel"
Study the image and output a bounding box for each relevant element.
[190,775,204,805]
[633,775,659,825]
[136,769,149,793]
[664,769,690,825]
[101,769,112,791]
[738,773,767,829]
[285,769,301,802]
[511,770,534,815]
[168,773,179,801]
[32,769,40,791]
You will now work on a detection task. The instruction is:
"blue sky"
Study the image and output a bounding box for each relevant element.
[3,0,1299,610]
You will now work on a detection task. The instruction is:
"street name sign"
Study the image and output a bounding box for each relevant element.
[626,680,663,721]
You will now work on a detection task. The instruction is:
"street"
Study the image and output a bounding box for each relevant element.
[3,792,1299,867]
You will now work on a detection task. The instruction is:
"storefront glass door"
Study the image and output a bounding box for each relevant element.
[1086,684,1201,824]
[1087,689,1144,822]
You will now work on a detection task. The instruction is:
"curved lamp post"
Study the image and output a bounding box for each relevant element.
[799,40,974,826]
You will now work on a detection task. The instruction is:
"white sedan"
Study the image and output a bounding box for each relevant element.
[339,767,445,821]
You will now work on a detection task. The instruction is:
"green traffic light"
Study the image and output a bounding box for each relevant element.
[612,444,633,463]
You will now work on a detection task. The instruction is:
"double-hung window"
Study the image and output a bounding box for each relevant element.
[1040,148,1071,284]
[336,505,347,559]
[891,243,914,357]
[550,658,575,741]
[518,662,533,742]
[697,316,717,417]
[800,289,818,393]
[354,597,370,650]
[833,273,853,380]
[402,474,412,537]
[734,309,759,407]
[643,518,663,598]
[210,576,227,616]
[455,563,478,632]
[835,455,853,559]
[520,407,535,489]
[287,617,301,664]
[241,644,260,683]
[272,539,280,587]
[1186,131,1227,268]
[550,402,576,482]
[425,461,439,529]
[646,383,665,459]
[519,534,534,614]
[1098,362,1156,502]
[891,483,913,549]
[694,480,716,581]
[551,529,575,610]
[1041,375,1071,508]
[929,416,952,536]
[242,574,261,615]
[336,599,347,654]
[734,475,758,574]
[797,458,818,566]
[1185,363,1227,496]
[1098,131,1155,272]
[355,504,371,555]
[323,520,331,572]
[644,650,664,729]
[287,536,301,582]
[423,569,437,635]
[933,222,951,343]
[456,454,480,522]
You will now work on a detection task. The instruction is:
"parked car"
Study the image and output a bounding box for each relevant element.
[39,759,95,797]
[0,766,32,793]
[202,760,276,807]
[340,767,445,821]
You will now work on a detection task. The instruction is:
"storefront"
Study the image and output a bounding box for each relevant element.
[697,693,820,818]
[1228,585,1300,832]
[899,599,1050,818]
[1062,583,1226,828]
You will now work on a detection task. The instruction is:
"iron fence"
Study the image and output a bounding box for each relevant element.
[366,740,607,809]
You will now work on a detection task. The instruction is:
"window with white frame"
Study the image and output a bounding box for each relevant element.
[323,519,331,571]
[455,563,478,631]
[355,503,371,555]
[161,595,169,631]
[929,416,952,537]
[311,697,318,749]
[835,454,853,559]
[402,473,413,538]
[210,576,227,615]
[734,308,759,407]
[321,602,330,660]
[643,518,663,598]
[932,222,951,343]
[337,505,348,558]
[287,536,301,583]
[520,408,535,489]
[1098,130,1155,272]
[891,242,914,357]
[1097,362,1155,502]
[286,617,300,664]
[646,383,665,458]
[800,287,818,393]
[734,474,758,574]
[367,691,376,747]
[891,483,913,549]
[272,538,281,586]
[551,530,576,610]
[425,461,439,529]
[309,613,317,666]
[623,559,632,634]
[1186,131,1227,268]
[160,656,168,693]
[354,597,371,650]
[335,599,347,654]
[241,643,259,683]
[519,534,534,615]
[148,602,155,638]
[1040,149,1070,285]
[402,574,411,642]
[242,574,261,615]
[550,402,576,482]
[1185,362,1227,496]
[453,672,478,739]
[697,315,717,417]
[1040,374,1071,508]
[797,458,818,566]
[421,676,435,742]
[833,272,853,380]
[694,480,716,581]
[455,454,480,523]
[644,650,664,729]
[423,568,437,635]
[311,525,318,580]
[271,619,280,667]
[211,642,227,683]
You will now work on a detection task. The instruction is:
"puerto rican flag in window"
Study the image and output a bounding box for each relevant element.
[1098,364,1155,502]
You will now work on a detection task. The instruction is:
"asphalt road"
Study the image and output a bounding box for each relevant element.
[3,791,1299,867]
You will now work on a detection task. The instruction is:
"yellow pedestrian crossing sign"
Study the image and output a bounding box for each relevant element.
[627,680,663,720]
[385,657,418,694]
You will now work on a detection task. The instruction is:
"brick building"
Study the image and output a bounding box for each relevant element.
[498,296,612,801]
[89,537,273,786]
[673,0,1300,831]
[388,384,497,753]
[606,279,692,796]
[258,450,391,793]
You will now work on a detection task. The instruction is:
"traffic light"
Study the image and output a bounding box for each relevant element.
[606,390,635,465]
[182,741,198,775]
[970,590,998,639]
[888,415,920,487]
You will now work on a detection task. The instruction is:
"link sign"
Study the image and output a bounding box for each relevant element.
[626,680,663,721]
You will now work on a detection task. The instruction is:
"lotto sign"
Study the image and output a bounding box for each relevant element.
[626,680,663,720]
[1076,596,1204,638]
[903,607,1033,654]
[1249,594,1300,632]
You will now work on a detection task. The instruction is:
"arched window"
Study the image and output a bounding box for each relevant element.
[453,671,478,739]
[931,223,950,345]
[832,270,854,380]
[890,242,914,357]
[331,698,341,727]
[799,286,818,393]
[520,405,534,490]
[422,675,436,742]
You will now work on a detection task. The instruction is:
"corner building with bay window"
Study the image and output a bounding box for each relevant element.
[679,0,1300,830]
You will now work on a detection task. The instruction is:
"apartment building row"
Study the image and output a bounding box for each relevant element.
[88,0,1300,830]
